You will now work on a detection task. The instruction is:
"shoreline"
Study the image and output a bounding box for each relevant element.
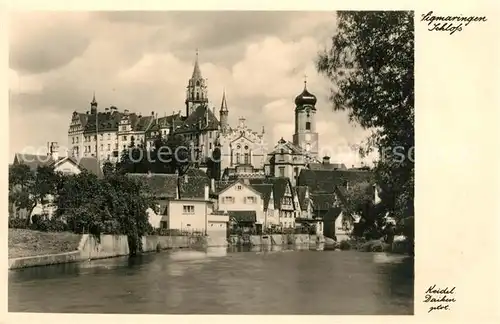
[9,232,411,270]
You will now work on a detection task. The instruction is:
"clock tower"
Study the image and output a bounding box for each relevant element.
[292,79,319,160]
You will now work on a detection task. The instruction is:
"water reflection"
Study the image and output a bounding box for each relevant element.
[9,247,414,315]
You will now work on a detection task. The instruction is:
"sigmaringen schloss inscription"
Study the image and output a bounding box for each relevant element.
[424,285,457,313]
[421,11,487,35]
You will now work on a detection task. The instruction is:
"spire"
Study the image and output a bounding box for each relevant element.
[91,91,97,107]
[192,48,202,79]
[220,88,228,112]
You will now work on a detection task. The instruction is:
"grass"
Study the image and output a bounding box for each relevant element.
[8,228,82,259]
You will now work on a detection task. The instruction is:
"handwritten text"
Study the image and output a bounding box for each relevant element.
[421,11,487,35]
[423,284,456,313]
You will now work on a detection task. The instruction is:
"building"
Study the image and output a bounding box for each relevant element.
[297,168,375,239]
[67,51,264,174]
[11,142,104,219]
[217,111,267,180]
[127,172,228,235]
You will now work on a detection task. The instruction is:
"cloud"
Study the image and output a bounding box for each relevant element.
[9,11,374,167]
[9,12,92,75]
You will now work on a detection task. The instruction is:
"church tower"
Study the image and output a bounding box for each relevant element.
[185,50,208,117]
[292,79,319,159]
[219,89,229,133]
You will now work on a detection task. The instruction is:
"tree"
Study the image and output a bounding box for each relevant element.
[9,164,60,226]
[317,12,414,235]
[57,171,153,255]
[102,160,115,178]
[152,133,194,198]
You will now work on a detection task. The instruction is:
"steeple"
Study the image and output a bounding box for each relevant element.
[192,48,202,79]
[90,92,98,114]
[219,88,229,132]
[220,88,228,112]
[185,49,208,117]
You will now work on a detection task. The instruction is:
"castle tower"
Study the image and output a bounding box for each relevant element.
[90,92,98,114]
[292,78,319,159]
[219,89,229,133]
[185,49,208,117]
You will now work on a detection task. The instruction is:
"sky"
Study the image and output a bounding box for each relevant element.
[9,11,377,167]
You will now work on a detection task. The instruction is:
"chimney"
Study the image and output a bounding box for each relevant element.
[124,109,129,114]
[204,184,209,201]
[322,156,330,164]
[243,178,250,185]
[50,142,59,161]
[151,111,155,116]
[211,178,215,192]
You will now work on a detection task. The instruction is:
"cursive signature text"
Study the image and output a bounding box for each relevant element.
[421,11,487,35]
[423,285,456,313]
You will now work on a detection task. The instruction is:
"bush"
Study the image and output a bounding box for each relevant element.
[29,215,69,232]
[8,217,27,229]
[339,240,352,250]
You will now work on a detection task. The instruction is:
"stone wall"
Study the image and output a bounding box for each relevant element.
[230,234,322,247]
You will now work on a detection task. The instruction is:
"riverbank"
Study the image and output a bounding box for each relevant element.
[8,230,220,270]
[8,229,82,259]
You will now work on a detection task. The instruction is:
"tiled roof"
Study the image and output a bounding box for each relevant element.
[212,180,237,194]
[13,153,56,171]
[308,162,347,171]
[13,154,103,178]
[250,183,273,211]
[146,113,184,135]
[294,186,308,211]
[269,140,303,155]
[311,193,337,211]
[249,177,292,209]
[175,105,219,133]
[228,210,257,223]
[297,169,374,194]
[76,157,104,178]
[126,173,178,198]
[179,175,209,199]
[83,111,123,133]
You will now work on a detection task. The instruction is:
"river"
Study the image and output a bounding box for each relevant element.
[8,245,414,315]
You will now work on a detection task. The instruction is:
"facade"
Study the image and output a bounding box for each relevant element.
[67,52,265,174]
[218,114,266,180]
[293,81,319,160]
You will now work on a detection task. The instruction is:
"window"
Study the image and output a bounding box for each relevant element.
[236,185,242,191]
[108,144,111,151]
[223,197,235,204]
[100,144,103,151]
[115,143,118,149]
[236,153,241,164]
[305,122,311,130]
[245,196,256,204]
[209,143,212,149]
[182,205,195,214]
[123,136,127,141]
[108,133,111,140]
[76,137,79,143]
[123,145,126,150]
[244,153,249,164]
[278,166,285,177]
[209,132,212,138]
[294,167,299,179]
[196,92,200,100]
[72,138,75,144]
[100,134,103,140]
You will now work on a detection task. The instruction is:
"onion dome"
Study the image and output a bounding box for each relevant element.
[294,80,317,106]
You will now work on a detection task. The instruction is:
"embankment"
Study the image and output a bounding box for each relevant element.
[9,232,226,270]
[228,234,325,246]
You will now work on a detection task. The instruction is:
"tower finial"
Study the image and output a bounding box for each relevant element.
[303,73,308,89]
[220,88,228,112]
[91,91,97,107]
[192,49,202,79]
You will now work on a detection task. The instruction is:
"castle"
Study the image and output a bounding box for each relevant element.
[67,51,339,183]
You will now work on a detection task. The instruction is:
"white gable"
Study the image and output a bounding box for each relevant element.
[54,159,81,175]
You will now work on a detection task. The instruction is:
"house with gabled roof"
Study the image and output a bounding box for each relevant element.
[297,167,375,239]
[127,172,228,234]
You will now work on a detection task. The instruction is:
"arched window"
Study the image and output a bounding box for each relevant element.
[305,122,311,130]
[196,92,200,100]
[196,80,200,86]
